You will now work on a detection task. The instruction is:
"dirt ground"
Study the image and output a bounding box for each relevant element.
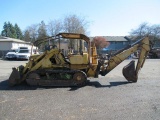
[0,59,160,120]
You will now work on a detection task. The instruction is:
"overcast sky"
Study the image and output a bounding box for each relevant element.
[0,0,160,36]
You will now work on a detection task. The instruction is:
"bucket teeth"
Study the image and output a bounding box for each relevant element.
[8,67,21,86]
[122,60,138,82]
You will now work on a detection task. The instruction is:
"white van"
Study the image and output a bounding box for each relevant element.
[16,49,31,60]
[16,47,39,60]
[5,46,38,60]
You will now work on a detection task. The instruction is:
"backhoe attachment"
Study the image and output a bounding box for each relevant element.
[100,37,150,82]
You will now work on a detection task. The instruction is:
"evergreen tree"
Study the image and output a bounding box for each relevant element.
[1,22,23,39]
[14,23,23,39]
[37,21,47,40]
[24,30,31,42]
[1,22,17,38]
[8,22,16,38]
[1,22,8,37]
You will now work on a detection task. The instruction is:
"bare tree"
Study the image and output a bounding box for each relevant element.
[130,23,160,47]
[24,21,48,43]
[47,20,63,36]
[151,25,160,38]
[23,14,89,49]
[63,14,88,34]
[130,22,150,38]
[63,14,89,49]
[24,24,39,42]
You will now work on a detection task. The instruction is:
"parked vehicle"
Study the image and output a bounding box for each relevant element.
[5,49,17,60]
[16,49,30,60]
[5,46,39,60]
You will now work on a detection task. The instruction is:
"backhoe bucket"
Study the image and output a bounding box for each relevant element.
[122,60,137,82]
[8,67,21,86]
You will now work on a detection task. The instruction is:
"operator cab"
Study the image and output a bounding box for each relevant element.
[39,34,89,65]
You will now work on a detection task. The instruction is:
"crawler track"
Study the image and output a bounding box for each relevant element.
[26,68,87,87]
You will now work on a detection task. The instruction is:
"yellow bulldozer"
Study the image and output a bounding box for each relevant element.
[9,33,150,86]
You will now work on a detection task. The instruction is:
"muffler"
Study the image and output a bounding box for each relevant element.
[122,60,138,82]
[8,67,21,86]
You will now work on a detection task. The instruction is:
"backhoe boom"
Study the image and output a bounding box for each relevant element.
[100,37,150,82]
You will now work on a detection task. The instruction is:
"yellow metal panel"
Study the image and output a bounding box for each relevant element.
[30,54,40,59]
[69,55,83,64]
[83,53,88,64]
[69,53,88,64]
[91,45,98,65]
[70,64,88,70]
[87,65,97,77]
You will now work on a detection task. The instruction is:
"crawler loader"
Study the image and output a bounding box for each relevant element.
[9,33,150,86]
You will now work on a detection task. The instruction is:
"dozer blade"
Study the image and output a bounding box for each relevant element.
[122,60,137,82]
[8,67,21,86]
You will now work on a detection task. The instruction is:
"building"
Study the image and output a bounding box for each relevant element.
[90,36,130,55]
[0,36,32,58]
[103,36,129,52]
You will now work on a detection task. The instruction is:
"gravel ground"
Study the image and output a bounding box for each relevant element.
[0,59,160,120]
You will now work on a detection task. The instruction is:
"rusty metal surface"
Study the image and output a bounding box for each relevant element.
[8,67,21,86]
[122,60,137,82]
[26,69,87,87]
[72,71,87,86]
